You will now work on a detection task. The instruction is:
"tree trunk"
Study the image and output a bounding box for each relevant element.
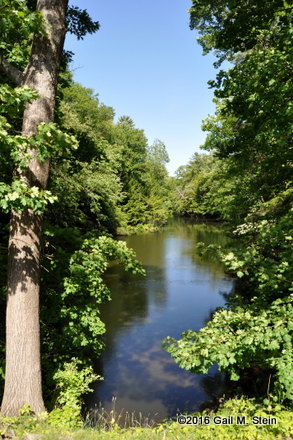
[1,0,68,416]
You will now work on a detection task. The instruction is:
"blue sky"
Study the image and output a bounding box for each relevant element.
[65,0,219,175]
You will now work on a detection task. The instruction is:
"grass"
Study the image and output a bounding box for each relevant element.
[1,397,293,440]
[13,417,293,440]
[85,407,158,430]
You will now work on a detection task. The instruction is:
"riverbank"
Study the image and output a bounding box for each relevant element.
[116,223,161,235]
[1,398,292,440]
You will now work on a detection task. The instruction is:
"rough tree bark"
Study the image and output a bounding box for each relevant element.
[0,0,68,416]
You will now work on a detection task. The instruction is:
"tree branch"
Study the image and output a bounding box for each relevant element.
[0,54,24,85]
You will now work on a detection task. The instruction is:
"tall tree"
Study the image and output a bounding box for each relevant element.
[0,0,68,416]
[0,0,98,416]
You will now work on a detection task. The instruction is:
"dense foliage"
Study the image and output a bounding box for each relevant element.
[50,79,171,232]
[165,0,293,405]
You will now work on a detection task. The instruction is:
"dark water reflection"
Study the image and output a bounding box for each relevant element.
[88,219,235,421]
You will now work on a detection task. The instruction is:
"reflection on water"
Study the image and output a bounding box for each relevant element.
[87,220,235,421]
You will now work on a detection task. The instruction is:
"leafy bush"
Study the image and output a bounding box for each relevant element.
[163,295,293,402]
[48,359,100,428]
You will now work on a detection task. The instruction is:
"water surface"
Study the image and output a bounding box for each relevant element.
[89,220,234,421]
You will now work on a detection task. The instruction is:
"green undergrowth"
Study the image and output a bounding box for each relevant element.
[1,398,292,440]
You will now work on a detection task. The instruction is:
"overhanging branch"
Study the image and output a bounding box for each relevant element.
[0,54,24,85]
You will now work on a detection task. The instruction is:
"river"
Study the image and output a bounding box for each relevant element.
[87,219,235,422]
